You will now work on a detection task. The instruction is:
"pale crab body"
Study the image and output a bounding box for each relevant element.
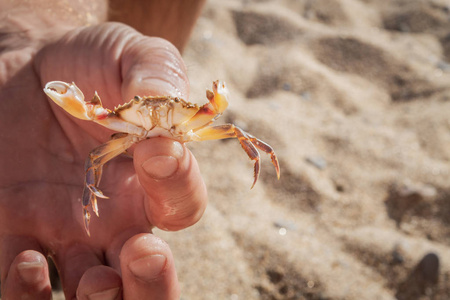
[112,95,200,140]
[44,80,280,235]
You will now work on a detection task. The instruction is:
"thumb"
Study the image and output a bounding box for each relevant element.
[133,137,207,231]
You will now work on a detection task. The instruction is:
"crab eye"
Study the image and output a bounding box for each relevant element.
[134,96,140,102]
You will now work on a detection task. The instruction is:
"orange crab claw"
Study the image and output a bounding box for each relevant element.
[44,81,109,121]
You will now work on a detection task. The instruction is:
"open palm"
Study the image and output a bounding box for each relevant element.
[0,23,207,299]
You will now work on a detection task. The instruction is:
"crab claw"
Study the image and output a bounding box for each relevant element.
[44,81,108,121]
[209,80,229,113]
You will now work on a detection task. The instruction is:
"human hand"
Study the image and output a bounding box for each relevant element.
[0,22,207,299]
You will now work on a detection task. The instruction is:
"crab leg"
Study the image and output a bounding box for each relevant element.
[82,133,137,235]
[192,124,280,188]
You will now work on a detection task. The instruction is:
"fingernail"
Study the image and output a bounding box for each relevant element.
[88,287,121,300]
[142,156,178,179]
[17,259,45,285]
[141,141,184,179]
[128,254,167,282]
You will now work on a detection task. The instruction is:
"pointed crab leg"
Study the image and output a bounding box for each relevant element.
[82,133,137,235]
[192,124,280,188]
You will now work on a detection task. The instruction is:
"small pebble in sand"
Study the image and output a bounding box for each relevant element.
[274,220,298,231]
[305,156,327,170]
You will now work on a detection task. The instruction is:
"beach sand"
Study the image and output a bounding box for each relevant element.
[54,0,450,299]
[164,0,450,299]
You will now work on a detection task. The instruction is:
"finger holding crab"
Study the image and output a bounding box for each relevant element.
[42,35,207,236]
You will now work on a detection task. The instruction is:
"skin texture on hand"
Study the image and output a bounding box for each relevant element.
[0,10,207,300]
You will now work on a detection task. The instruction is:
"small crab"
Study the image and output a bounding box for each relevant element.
[44,80,280,235]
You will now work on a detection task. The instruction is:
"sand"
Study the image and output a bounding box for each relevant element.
[55,0,450,299]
